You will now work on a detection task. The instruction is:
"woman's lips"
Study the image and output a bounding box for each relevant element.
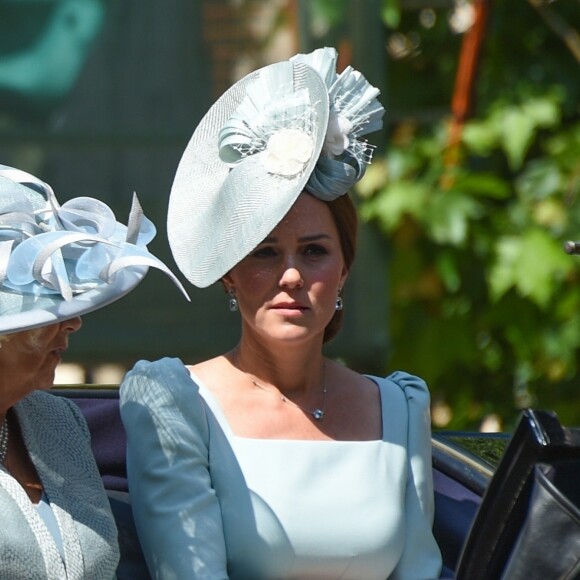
[272,302,308,315]
[51,345,67,360]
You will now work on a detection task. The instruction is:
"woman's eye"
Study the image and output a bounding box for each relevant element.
[304,244,328,256]
[252,246,276,258]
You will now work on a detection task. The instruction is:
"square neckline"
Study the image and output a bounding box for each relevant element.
[187,367,387,443]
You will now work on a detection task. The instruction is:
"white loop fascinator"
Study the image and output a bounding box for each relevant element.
[0,164,189,335]
[168,47,384,288]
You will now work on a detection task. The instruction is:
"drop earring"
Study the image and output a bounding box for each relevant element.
[228,288,239,312]
[335,289,343,311]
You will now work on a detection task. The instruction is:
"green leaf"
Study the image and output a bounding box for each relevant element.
[309,0,348,27]
[453,173,511,199]
[427,192,482,245]
[516,159,562,201]
[361,181,429,231]
[355,160,387,198]
[546,122,580,172]
[385,147,423,181]
[500,108,536,171]
[436,252,461,292]
[522,96,560,129]
[381,0,401,28]
[532,199,568,233]
[462,121,499,155]
[490,229,573,307]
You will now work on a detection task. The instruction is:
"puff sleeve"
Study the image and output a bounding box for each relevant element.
[387,371,442,580]
[119,358,228,580]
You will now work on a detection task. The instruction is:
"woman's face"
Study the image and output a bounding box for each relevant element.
[0,317,82,404]
[224,193,348,346]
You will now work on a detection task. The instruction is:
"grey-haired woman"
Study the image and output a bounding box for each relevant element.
[0,165,186,579]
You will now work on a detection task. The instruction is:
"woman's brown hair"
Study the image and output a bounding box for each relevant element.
[323,193,358,343]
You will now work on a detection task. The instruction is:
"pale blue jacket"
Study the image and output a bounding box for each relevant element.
[121,357,442,579]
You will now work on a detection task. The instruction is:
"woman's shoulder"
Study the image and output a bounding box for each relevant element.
[369,370,431,410]
[120,357,212,445]
[20,389,82,419]
[370,372,433,453]
[125,356,189,379]
[120,357,197,405]
[16,391,90,441]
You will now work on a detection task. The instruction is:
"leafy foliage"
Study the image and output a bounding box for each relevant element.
[305,0,580,429]
[360,99,580,429]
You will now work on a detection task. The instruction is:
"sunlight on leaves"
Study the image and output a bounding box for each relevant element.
[361,181,429,231]
[428,192,482,245]
[500,108,536,171]
[490,230,573,307]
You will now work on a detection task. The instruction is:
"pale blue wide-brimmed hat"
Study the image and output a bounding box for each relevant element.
[168,47,385,288]
[0,165,188,335]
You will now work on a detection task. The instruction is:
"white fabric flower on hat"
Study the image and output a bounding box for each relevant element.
[263,128,314,177]
[323,112,352,157]
[217,62,320,177]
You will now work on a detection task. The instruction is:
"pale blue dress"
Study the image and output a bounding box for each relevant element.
[120,357,442,580]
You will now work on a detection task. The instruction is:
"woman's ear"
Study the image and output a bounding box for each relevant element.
[221,274,233,293]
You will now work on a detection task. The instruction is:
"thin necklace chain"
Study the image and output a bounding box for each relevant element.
[235,355,328,421]
[0,417,8,464]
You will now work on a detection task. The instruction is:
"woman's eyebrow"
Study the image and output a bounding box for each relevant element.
[259,233,332,244]
[299,234,332,243]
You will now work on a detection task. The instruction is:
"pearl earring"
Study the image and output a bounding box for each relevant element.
[228,289,239,312]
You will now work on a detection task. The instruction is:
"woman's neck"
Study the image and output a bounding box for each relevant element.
[231,340,326,395]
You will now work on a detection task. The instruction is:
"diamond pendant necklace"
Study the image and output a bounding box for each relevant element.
[0,417,9,464]
[236,356,328,421]
[249,374,328,420]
